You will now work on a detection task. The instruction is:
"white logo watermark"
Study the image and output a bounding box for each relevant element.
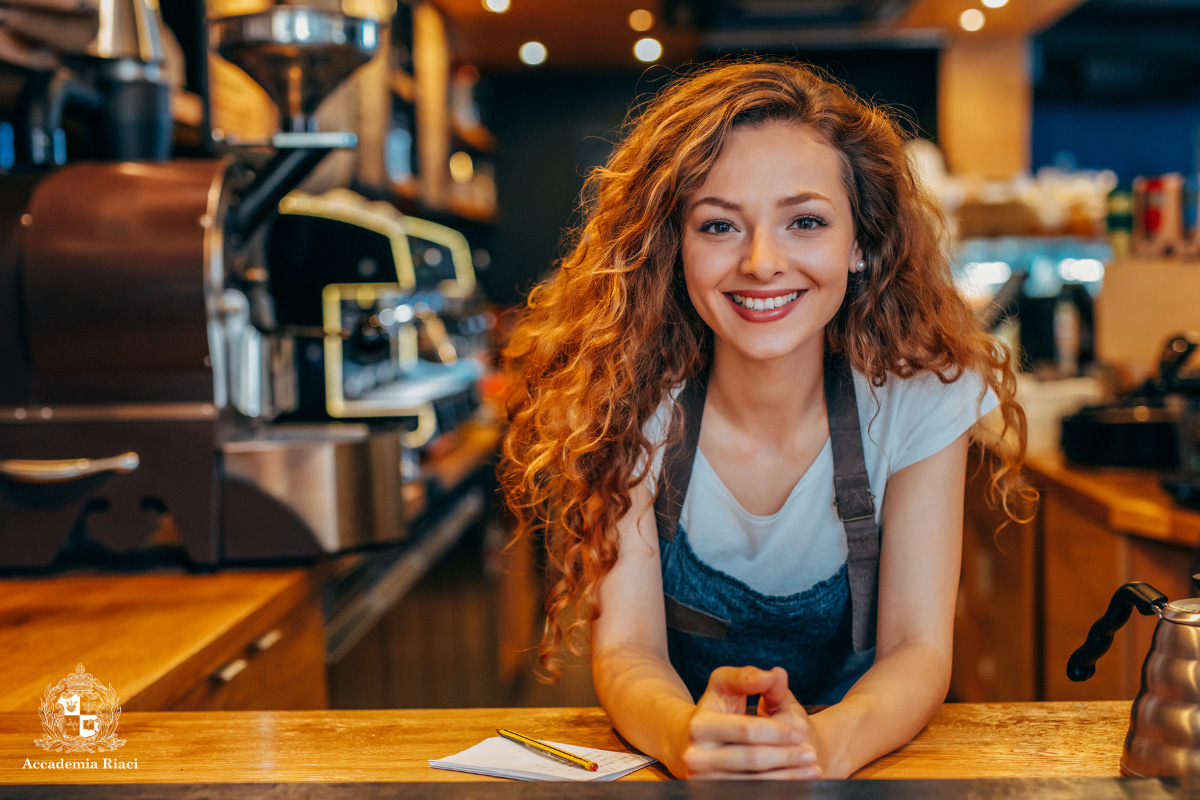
[22,757,138,770]
[33,664,126,754]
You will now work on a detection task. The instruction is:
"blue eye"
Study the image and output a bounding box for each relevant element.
[792,216,826,230]
[699,220,735,234]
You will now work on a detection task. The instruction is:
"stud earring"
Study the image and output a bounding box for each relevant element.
[852,259,865,273]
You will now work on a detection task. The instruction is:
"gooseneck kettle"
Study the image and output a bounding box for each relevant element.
[1068,577,1200,777]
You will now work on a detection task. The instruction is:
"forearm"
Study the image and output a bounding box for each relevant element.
[810,641,951,778]
[592,641,697,777]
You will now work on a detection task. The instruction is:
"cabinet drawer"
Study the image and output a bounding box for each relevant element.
[168,597,328,711]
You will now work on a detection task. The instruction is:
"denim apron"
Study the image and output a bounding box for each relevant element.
[652,350,880,704]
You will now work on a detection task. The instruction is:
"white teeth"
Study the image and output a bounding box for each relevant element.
[729,291,800,310]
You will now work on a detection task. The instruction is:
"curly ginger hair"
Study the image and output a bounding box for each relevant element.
[500,61,1031,679]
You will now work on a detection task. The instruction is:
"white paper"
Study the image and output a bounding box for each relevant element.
[430,736,657,782]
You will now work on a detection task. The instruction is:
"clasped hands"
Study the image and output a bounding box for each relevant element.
[679,665,823,780]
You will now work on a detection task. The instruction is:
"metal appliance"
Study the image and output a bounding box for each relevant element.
[1061,335,1200,488]
[266,188,487,444]
[1068,578,1200,777]
[0,0,172,166]
[1164,367,1200,511]
[0,7,488,572]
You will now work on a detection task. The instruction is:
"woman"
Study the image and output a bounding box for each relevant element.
[500,62,1029,780]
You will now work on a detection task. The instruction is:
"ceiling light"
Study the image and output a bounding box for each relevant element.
[981,0,1008,7]
[518,41,547,66]
[482,0,510,12]
[628,9,654,32]
[959,8,985,31]
[633,37,662,63]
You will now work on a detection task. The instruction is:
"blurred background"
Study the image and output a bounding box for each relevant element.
[2,0,1200,716]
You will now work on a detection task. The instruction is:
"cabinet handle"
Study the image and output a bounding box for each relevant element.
[213,658,248,684]
[253,628,283,652]
[0,451,139,483]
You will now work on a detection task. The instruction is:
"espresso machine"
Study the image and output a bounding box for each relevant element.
[266,187,488,442]
[0,6,488,572]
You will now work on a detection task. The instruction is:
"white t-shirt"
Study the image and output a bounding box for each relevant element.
[645,368,999,597]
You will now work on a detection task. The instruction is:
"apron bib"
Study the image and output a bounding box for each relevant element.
[651,349,881,703]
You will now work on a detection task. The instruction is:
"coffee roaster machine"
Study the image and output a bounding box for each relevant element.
[0,7,492,572]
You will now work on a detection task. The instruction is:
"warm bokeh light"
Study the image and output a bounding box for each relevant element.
[518,41,547,65]
[456,64,480,85]
[449,152,474,184]
[341,0,397,19]
[482,0,510,12]
[982,0,1008,7]
[633,37,662,62]
[959,8,985,31]
[628,9,654,32]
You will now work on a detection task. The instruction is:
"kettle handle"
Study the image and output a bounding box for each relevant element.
[1067,582,1166,682]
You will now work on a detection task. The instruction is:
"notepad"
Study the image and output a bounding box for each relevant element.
[430,736,657,781]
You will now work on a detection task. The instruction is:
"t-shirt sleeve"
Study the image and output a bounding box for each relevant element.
[638,385,682,493]
[891,369,1000,472]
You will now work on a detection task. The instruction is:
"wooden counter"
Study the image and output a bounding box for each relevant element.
[0,702,1130,784]
[0,569,327,713]
[1026,453,1200,548]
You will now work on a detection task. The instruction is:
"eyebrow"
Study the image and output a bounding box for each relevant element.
[689,192,835,212]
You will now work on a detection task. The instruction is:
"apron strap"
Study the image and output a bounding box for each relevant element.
[652,349,880,651]
[823,349,879,653]
[653,370,707,544]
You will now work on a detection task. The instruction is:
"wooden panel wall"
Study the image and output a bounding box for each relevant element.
[327,532,504,709]
[938,35,1030,179]
[414,2,450,208]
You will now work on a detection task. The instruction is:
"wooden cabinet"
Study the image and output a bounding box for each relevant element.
[166,593,327,711]
[1040,489,1134,699]
[953,451,1200,702]
[0,569,329,713]
[952,449,1040,701]
[1042,490,1194,700]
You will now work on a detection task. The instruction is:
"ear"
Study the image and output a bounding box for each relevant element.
[850,241,864,269]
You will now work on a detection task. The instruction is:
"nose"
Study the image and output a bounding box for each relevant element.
[741,228,786,281]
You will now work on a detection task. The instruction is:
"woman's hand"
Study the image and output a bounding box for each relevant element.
[678,666,822,779]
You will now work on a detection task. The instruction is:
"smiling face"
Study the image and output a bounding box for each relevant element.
[681,121,862,367]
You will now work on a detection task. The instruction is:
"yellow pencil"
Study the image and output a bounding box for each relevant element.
[497,728,599,772]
